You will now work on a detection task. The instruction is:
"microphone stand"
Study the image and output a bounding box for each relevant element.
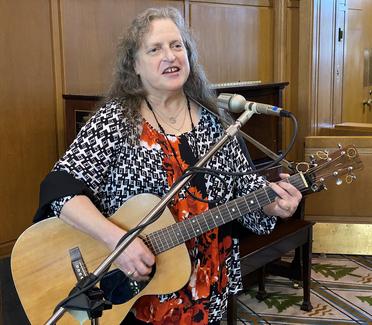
[238,131,294,171]
[190,97,294,171]
[44,105,255,324]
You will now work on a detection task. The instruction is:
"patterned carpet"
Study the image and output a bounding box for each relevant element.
[224,254,372,324]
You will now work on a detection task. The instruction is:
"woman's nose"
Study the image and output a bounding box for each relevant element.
[163,47,176,61]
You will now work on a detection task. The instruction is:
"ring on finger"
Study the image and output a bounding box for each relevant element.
[126,270,134,277]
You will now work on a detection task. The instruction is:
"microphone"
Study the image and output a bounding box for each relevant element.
[217,93,291,117]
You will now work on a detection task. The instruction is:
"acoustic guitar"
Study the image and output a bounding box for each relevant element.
[11,145,363,324]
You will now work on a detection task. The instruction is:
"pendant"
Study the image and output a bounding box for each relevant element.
[169,116,177,124]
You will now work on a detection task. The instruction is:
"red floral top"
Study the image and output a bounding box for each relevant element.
[134,122,232,325]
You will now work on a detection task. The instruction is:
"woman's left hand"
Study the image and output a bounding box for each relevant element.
[262,173,302,219]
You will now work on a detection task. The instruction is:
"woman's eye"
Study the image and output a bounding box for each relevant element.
[148,47,159,54]
[173,43,183,50]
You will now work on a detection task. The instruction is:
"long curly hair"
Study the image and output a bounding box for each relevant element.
[107,7,216,123]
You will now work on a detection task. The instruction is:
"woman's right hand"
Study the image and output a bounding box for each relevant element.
[109,234,156,282]
[59,195,156,282]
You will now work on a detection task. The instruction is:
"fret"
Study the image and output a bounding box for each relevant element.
[235,197,250,215]
[216,206,226,225]
[145,233,160,255]
[262,188,272,205]
[169,224,180,248]
[244,193,259,211]
[231,200,242,217]
[208,210,219,228]
[192,217,204,235]
[191,218,201,237]
[172,223,184,242]
[200,212,211,233]
[223,201,235,222]
[156,229,166,252]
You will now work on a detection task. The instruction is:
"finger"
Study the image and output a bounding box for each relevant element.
[278,174,303,199]
[276,198,292,213]
[125,269,134,277]
[271,181,302,202]
[134,261,153,276]
[279,173,290,179]
[270,182,291,200]
[139,248,156,267]
[132,238,156,266]
[131,269,150,282]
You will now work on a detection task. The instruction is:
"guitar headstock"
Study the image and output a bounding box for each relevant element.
[296,144,364,192]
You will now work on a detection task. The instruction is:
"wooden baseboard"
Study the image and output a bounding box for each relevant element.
[0,240,15,258]
[313,223,372,255]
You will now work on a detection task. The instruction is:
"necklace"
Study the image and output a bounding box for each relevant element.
[152,101,186,125]
[146,98,189,132]
[145,97,196,172]
[153,104,187,132]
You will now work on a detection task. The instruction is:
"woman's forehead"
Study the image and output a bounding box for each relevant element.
[142,19,183,45]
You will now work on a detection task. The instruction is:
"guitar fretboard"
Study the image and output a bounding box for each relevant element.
[144,173,308,255]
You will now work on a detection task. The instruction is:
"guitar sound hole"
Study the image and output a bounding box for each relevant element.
[100,266,156,305]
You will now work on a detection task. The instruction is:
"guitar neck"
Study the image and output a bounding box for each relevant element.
[144,172,308,255]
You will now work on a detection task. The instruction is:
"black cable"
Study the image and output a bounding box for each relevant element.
[169,112,298,205]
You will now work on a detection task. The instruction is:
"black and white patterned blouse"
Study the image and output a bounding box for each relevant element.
[48,100,277,322]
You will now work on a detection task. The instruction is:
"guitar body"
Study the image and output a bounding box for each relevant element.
[11,193,191,324]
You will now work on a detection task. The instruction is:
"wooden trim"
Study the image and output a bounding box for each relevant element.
[63,94,103,101]
[305,215,372,223]
[190,0,273,7]
[298,0,318,159]
[287,0,299,8]
[274,0,287,82]
[184,0,190,27]
[305,135,372,148]
[0,240,15,259]
[50,0,65,156]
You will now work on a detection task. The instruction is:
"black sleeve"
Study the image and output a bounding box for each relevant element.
[33,170,95,223]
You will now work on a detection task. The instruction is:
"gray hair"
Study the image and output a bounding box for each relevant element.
[107,7,216,123]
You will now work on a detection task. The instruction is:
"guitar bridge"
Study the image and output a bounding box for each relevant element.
[69,246,89,281]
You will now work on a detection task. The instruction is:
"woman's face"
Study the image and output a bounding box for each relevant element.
[134,18,190,97]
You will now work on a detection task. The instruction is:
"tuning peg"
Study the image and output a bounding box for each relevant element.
[346,174,357,184]
[336,178,343,185]
[311,184,319,192]
[337,143,343,149]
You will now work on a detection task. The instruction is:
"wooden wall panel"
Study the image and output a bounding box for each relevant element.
[342,6,364,122]
[283,1,299,161]
[189,2,274,84]
[342,1,372,123]
[0,0,58,256]
[61,0,184,95]
[316,1,336,130]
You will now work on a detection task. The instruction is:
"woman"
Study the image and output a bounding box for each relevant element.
[35,7,301,325]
